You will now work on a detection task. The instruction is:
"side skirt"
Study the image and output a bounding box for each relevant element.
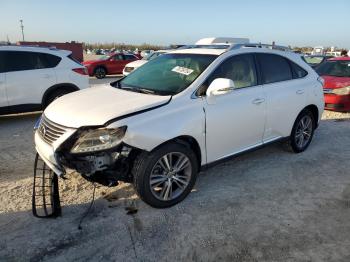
[200,136,287,171]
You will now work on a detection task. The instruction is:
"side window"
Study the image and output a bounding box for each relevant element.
[257,54,292,84]
[113,55,123,61]
[4,51,37,72]
[2,51,59,72]
[38,53,61,68]
[290,61,308,79]
[207,54,257,90]
[124,54,136,60]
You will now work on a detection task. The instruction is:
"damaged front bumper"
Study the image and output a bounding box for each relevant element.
[35,129,140,187]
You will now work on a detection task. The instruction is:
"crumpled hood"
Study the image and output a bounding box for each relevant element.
[44,85,171,128]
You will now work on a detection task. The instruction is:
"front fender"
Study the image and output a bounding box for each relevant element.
[108,97,207,165]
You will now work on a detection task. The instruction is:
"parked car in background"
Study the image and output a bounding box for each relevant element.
[140,50,154,58]
[83,53,139,78]
[304,55,333,68]
[316,57,350,112]
[35,41,324,208]
[123,50,169,76]
[0,46,88,115]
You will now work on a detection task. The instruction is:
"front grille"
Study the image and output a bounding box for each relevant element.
[38,115,67,145]
[125,67,134,72]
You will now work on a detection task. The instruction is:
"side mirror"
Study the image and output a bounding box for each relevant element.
[206,78,235,97]
[206,78,235,104]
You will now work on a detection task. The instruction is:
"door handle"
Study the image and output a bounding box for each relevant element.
[252,98,265,105]
[296,89,304,94]
[43,74,52,79]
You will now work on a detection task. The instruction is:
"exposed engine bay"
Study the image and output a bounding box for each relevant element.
[57,144,141,187]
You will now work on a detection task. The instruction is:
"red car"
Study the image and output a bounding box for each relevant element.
[316,57,350,112]
[83,53,139,79]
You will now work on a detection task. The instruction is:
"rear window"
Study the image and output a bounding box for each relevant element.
[257,53,292,84]
[3,51,61,72]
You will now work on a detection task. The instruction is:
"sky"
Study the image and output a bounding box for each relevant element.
[1,0,349,48]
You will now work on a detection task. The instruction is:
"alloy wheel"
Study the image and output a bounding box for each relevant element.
[149,152,192,201]
[295,115,313,149]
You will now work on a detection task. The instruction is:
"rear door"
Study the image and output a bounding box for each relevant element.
[5,51,57,107]
[256,53,307,141]
[0,51,8,112]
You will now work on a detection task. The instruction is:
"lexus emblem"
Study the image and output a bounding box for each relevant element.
[41,125,47,136]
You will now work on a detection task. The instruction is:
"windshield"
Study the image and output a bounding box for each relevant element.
[316,60,350,77]
[117,53,217,95]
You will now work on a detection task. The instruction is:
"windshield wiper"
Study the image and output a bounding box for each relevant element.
[120,87,157,95]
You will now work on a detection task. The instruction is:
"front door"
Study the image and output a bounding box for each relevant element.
[204,54,266,163]
[108,54,124,74]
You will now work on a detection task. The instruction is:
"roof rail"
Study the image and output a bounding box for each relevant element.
[227,43,291,52]
[12,45,59,50]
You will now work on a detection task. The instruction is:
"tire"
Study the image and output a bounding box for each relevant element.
[94,67,106,79]
[44,89,73,109]
[132,143,198,208]
[288,109,315,153]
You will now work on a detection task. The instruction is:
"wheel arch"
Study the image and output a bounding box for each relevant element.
[148,135,202,170]
[94,65,108,74]
[304,104,319,125]
[42,83,80,107]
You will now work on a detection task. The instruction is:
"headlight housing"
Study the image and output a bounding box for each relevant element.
[332,86,350,95]
[70,126,127,154]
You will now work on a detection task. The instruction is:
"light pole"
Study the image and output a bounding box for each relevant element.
[20,19,24,42]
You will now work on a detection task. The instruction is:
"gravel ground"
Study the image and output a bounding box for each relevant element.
[0,110,349,262]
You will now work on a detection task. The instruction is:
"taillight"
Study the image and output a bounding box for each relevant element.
[72,67,88,75]
[317,76,324,86]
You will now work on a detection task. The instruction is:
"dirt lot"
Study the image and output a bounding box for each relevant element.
[0,110,350,262]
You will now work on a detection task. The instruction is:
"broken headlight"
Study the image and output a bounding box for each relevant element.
[70,126,127,154]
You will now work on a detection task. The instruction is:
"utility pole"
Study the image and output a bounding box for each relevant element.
[20,19,24,42]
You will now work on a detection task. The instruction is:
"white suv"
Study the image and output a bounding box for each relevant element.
[0,46,88,115]
[34,43,324,208]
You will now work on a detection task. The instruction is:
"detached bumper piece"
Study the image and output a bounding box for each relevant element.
[32,154,61,218]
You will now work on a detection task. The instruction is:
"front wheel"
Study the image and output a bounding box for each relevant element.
[132,143,198,208]
[288,109,315,153]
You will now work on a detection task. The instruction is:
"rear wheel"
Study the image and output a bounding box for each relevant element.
[44,89,73,108]
[132,143,198,208]
[288,109,315,153]
[94,67,106,79]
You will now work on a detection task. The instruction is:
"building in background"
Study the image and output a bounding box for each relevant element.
[17,41,84,62]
